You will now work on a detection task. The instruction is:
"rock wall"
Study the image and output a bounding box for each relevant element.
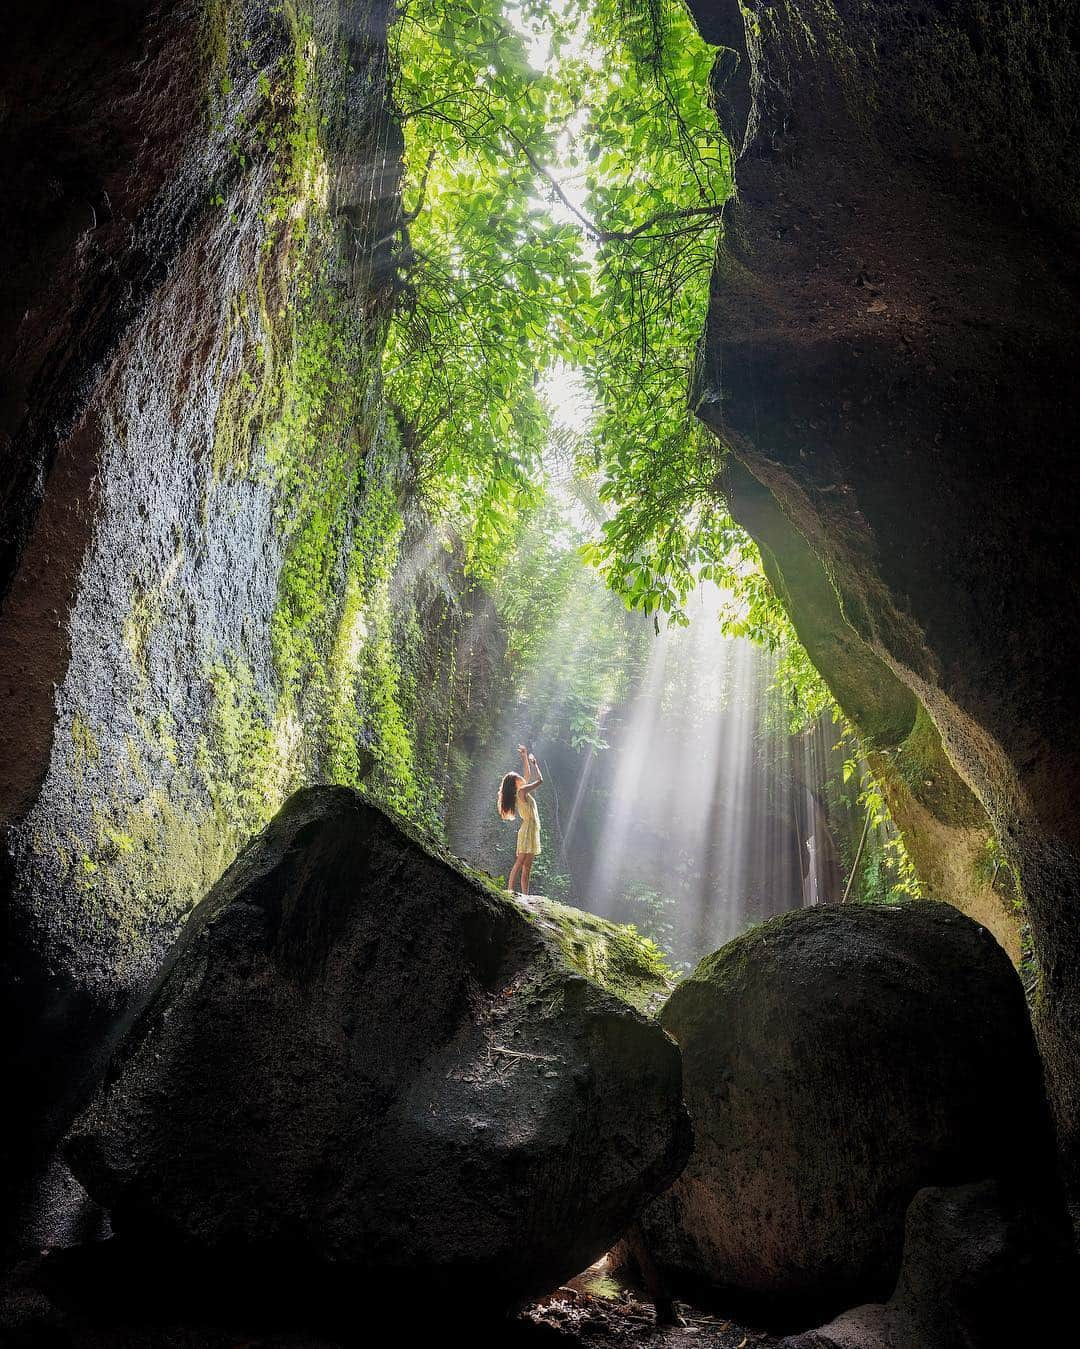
[0,0,433,1247]
[687,0,1080,1174]
[723,458,1022,962]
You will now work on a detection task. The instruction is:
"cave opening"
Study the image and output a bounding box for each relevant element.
[391,0,920,970]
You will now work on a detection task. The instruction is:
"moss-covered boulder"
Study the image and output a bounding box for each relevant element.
[66,786,690,1313]
[519,897,675,1015]
[641,903,1058,1329]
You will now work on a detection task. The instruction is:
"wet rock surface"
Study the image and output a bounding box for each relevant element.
[640,903,1059,1328]
[0,0,404,1250]
[66,786,691,1313]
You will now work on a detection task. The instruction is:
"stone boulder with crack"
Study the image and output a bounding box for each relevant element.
[66,786,691,1312]
[640,902,1059,1328]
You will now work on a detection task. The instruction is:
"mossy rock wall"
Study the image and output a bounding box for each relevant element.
[0,0,477,1246]
[722,457,1022,962]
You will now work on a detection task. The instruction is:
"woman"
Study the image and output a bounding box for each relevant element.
[498,742,543,895]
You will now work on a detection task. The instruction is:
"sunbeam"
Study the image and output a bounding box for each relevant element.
[447,557,842,967]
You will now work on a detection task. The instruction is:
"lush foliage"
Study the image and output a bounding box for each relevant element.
[388,0,832,733]
[569,0,731,619]
[387,0,724,560]
[836,732,923,904]
[492,491,651,752]
[386,0,920,922]
[387,0,582,573]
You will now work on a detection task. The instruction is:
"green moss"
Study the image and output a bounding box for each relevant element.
[893,705,986,830]
[120,536,185,680]
[210,298,275,480]
[202,0,433,839]
[525,898,677,1015]
[73,786,240,980]
[151,712,180,767]
[70,714,101,776]
[196,655,302,845]
[261,2,330,240]
[54,661,288,980]
[121,587,163,679]
[123,734,149,791]
[202,0,233,92]
[344,474,431,820]
[1019,921,1039,1008]
[579,1272,622,1300]
[265,281,374,682]
[204,1,426,821]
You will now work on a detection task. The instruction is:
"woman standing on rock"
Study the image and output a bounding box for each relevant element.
[499,743,543,896]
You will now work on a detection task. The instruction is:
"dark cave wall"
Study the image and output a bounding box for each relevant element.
[0,0,412,1247]
[723,458,1022,962]
[687,0,1080,1172]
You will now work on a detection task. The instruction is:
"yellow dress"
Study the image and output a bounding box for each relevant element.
[516,789,541,856]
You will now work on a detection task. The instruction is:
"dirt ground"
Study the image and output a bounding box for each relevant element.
[0,1249,787,1348]
[518,1260,783,1349]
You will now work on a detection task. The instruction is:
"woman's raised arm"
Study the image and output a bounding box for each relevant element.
[519,752,543,794]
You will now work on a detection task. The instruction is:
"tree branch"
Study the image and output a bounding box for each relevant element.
[506,130,725,245]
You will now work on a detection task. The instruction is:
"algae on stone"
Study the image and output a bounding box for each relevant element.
[519,896,676,1015]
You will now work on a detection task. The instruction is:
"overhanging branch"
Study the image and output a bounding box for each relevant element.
[506,131,725,245]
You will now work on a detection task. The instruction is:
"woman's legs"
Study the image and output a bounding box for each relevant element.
[508,853,525,893]
[521,854,535,895]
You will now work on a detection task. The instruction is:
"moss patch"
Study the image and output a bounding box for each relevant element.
[521,897,677,1015]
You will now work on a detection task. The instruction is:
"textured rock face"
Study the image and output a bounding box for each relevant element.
[723,460,1021,961]
[783,1181,1073,1349]
[519,896,676,1015]
[67,786,691,1309]
[641,903,1057,1327]
[0,0,443,1249]
[686,0,1080,1174]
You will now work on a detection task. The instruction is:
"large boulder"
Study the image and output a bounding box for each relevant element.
[66,786,690,1312]
[783,1180,1073,1348]
[641,902,1059,1327]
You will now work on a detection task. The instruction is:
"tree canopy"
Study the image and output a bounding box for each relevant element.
[386,0,828,726]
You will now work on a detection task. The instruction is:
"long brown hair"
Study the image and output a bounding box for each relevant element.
[498,772,522,821]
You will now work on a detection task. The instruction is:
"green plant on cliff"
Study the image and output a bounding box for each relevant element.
[200,0,438,835]
[492,491,650,748]
[844,759,923,905]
